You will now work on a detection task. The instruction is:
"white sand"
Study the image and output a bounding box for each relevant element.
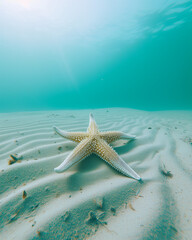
[0,108,192,240]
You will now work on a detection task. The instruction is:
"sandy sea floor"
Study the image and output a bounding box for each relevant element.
[0,108,192,240]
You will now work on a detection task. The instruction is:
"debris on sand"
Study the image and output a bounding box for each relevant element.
[110,207,116,215]
[36,230,42,236]
[7,213,18,224]
[58,146,62,151]
[85,211,106,226]
[8,154,23,165]
[94,197,104,209]
[32,221,36,227]
[160,161,173,178]
[61,211,70,222]
[22,190,27,200]
[128,203,135,211]
[7,209,20,224]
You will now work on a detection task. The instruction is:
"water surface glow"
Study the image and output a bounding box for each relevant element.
[0,0,192,112]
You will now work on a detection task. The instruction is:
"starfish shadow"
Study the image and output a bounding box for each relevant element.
[114,139,137,155]
[77,154,102,172]
[65,155,103,192]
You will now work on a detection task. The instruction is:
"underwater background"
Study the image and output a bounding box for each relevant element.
[0,0,192,113]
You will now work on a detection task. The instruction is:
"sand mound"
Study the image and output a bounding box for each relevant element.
[0,108,192,240]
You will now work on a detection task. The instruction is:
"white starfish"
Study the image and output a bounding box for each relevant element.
[53,114,141,181]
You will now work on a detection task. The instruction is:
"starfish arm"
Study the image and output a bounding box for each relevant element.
[53,126,88,143]
[100,131,136,144]
[54,138,92,173]
[87,113,99,134]
[95,139,141,180]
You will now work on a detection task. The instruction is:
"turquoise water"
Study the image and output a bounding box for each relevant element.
[0,0,192,112]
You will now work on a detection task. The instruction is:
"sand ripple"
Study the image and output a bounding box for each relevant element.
[0,109,192,240]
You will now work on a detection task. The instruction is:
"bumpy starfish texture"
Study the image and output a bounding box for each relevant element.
[53,114,141,181]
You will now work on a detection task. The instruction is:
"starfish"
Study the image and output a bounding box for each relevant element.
[53,114,141,181]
